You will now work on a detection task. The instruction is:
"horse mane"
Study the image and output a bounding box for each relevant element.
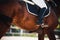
[53,0,60,7]
[18,1,26,6]
[0,0,19,4]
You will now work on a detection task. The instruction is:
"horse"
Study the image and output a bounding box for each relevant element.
[46,0,60,28]
[12,1,58,40]
[53,0,60,28]
[46,0,60,17]
[53,0,60,17]
[0,0,58,40]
